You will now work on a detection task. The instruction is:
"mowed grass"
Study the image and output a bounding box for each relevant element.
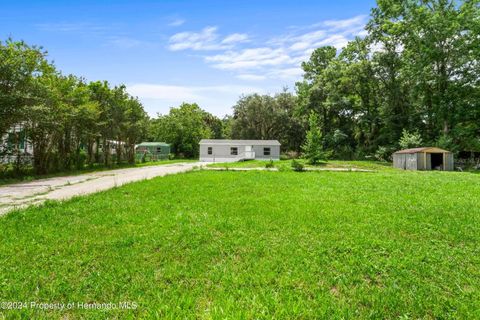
[1,169,480,318]
[208,159,395,171]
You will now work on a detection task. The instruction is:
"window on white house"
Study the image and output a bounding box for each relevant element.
[230,147,238,155]
[157,147,162,152]
[208,147,212,155]
[264,147,271,156]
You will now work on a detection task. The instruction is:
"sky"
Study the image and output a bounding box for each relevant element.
[1,0,377,117]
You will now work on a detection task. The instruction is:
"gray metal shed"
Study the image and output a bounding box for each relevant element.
[393,147,454,171]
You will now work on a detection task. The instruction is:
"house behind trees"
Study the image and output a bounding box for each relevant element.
[0,124,33,164]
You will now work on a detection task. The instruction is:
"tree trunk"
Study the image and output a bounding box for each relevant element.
[87,140,94,167]
[104,138,111,167]
[117,136,123,165]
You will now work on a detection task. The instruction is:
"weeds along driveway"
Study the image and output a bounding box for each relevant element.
[0,162,204,216]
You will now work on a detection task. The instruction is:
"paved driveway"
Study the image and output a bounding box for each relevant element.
[0,162,203,215]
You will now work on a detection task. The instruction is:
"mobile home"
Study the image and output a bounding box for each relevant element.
[199,139,280,162]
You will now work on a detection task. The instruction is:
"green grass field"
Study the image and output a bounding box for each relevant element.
[208,159,395,171]
[1,166,479,318]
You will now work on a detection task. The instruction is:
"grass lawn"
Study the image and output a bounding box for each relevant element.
[0,167,479,318]
[208,159,395,171]
[0,159,197,186]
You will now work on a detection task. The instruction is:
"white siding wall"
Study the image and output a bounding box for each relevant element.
[199,144,247,162]
[252,145,280,160]
[199,144,280,162]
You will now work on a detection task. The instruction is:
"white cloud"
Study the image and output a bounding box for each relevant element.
[287,30,327,51]
[206,47,292,70]
[270,15,367,51]
[168,18,185,27]
[236,74,267,81]
[167,15,369,83]
[268,67,304,80]
[323,15,367,30]
[222,33,249,44]
[127,83,264,116]
[315,34,350,49]
[168,27,249,51]
[168,26,225,51]
[357,30,369,37]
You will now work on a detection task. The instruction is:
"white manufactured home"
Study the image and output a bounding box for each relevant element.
[199,139,281,162]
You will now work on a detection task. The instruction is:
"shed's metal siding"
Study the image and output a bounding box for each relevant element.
[393,153,406,169]
[445,153,454,171]
[425,153,432,170]
[405,153,418,170]
[417,152,425,170]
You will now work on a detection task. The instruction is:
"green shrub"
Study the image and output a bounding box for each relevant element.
[375,146,393,162]
[302,112,330,164]
[291,159,305,172]
[265,159,275,168]
[399,129,423,150]
[168,153,175,160]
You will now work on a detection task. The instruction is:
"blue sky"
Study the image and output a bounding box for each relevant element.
[1,0,377,117]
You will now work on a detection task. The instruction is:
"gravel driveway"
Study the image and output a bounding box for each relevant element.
[0,162,203,216]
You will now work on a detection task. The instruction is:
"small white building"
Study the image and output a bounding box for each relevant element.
[199,139,281,162]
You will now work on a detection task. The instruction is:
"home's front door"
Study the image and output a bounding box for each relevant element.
[244,146,254,159]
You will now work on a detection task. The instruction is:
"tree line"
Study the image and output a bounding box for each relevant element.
[1,40,148,175]
[293,0,480,160]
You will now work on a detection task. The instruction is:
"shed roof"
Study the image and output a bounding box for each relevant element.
[136,142,170,147]
[394,147,451,154]
[200,139,281,146]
